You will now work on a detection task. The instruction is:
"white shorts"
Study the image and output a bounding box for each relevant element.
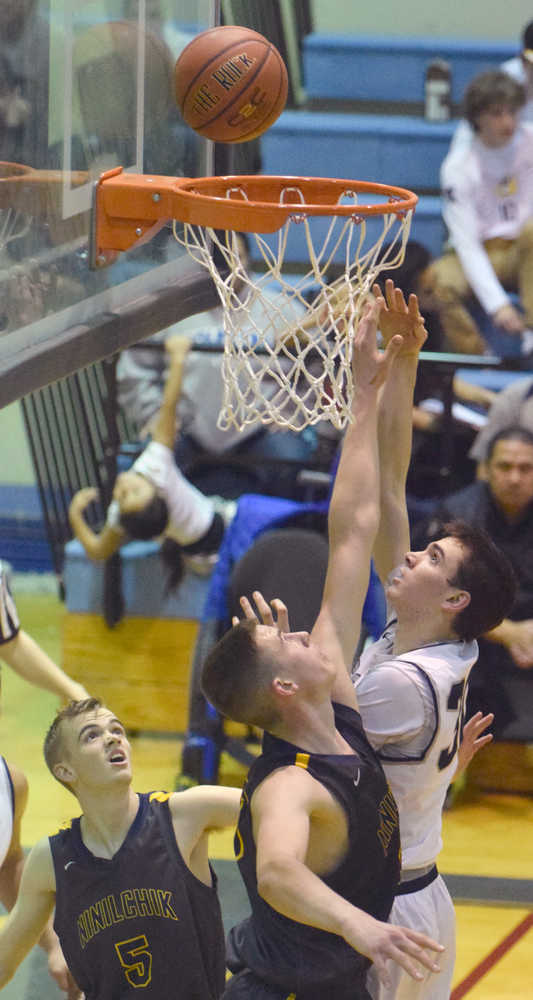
[367,872,456,1000]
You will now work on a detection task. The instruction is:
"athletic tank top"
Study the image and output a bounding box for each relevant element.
[0,757,14,867]
[229,704,400,998]
[49,792,225,999]
[357,624,477,868]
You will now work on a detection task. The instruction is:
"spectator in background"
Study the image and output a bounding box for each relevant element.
[375,242,496,507]
[0,0,50,167]
[69,336,234,591]
[450,20,533,155]
[426,426,533,737]
[429,70,533,356]
[469,375,533,469]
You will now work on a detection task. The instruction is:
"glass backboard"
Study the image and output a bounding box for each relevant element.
[0,0,217,405]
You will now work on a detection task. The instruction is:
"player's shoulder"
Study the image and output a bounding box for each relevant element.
[24,835,56,888]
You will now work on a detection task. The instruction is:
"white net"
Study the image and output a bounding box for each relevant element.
[174,185,414,432]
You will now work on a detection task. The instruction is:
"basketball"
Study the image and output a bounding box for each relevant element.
[174,25,288,143]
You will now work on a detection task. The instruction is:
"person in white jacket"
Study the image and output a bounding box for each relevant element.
[429,70,533,355]
[449,20,533,156]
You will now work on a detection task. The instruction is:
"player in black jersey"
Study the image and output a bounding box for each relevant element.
[0,697,240,998]
[202,294,445,998]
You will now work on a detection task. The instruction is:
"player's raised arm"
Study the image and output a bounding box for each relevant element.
[372,280,427,585]
[311,297,402,700]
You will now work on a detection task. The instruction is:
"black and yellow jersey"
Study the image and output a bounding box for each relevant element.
[228,703,400,999]
[49,791,225,999]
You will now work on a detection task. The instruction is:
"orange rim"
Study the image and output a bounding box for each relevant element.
[91,168,418,262]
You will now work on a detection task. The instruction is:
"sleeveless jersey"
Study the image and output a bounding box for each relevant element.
[0,757,14,867]
[229,703,401,998]
[49,792,225,999]
[355,623,478,869]
[0,562,20,645]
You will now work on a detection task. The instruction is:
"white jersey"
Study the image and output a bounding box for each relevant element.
[440,123,533,315]
[106,441,214,546]
[353,620,478,869]
[0,757,14,868]
[0,561,19,646]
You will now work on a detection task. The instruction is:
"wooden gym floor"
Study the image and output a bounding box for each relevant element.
[1,579,532,999]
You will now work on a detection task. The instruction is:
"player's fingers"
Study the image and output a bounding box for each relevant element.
[232,615,241,626]
[476,712,495,731]
[402,929,444,953]
[252,591,275,624]
[239,595,258,621]
[270,598,290,632]
[407,292,422,318]
[382,334,403,365]
[385,940,441,981]
[392,285,409,313]
[473,734,493,751]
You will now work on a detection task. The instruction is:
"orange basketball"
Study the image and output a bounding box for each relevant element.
[174,25,288,143]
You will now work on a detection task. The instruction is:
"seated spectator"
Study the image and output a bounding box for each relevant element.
[69,337,234,590]
[450,19,533,154]
[429,70,533,356]
[469,375,533,470]
[374,243,496,506]
[424,426,533,737]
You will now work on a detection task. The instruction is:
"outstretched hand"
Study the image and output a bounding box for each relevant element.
[232,590,290,632]
[456,711,494,778]
[352,296,403,391]
[372,279,428,355]
[342,908,444,988]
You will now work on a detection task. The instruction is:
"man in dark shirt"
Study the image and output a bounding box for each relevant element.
[430,425,533,734]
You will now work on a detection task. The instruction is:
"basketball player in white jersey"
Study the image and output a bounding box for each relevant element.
[353,281,517,999]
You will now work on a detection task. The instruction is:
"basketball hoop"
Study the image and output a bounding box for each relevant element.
[89,168,417,432]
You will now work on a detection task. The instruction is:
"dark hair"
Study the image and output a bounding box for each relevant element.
[375,240,433,299]
[159,537,185,593]
[119,493,169,539]
[201,620,280,729]
[463,70,526,129]
[44,697,104,793]
[522,20,533,52]
[486,424,533,461]
[441,520,517,641]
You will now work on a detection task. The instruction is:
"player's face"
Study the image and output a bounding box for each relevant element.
[254,624,334,691]
[113,471,155,514]
[386,536,467,615]
[61,708,132,788]
[475,103,519,147]
[487,438,533,520]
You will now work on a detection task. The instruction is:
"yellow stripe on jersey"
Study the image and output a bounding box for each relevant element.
[294,753,310,770]
[149,791,172,803]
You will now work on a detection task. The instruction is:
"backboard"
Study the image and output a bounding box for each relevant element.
[0,0,218,406]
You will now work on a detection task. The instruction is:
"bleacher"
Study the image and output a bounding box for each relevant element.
[258,33,517,263]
